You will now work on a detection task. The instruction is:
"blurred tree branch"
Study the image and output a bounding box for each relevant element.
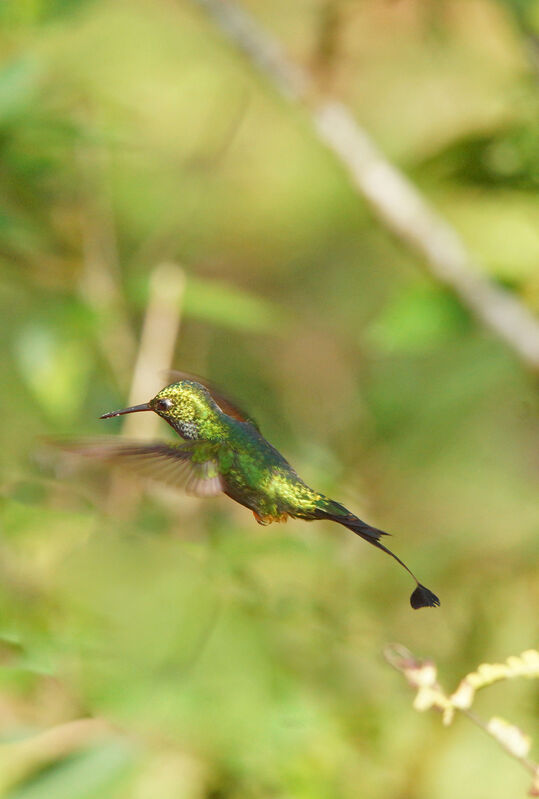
[190,0,539,372]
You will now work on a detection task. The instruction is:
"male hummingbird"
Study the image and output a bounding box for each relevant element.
[68,373,440,609]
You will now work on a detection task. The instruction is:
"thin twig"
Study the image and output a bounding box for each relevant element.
[462,708,538,779]
[190,0,539,372]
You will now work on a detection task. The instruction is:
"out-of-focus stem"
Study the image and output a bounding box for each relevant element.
[122,263,186,440]
[106,263,185,512]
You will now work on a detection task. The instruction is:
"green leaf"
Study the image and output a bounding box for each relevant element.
[184,276,289,334]
[0,56,42,124]
[366,284,469,354]
[13,324,92,422]
[6,740,135,799]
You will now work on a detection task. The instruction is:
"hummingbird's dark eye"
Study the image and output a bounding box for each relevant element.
[156,398,173,412]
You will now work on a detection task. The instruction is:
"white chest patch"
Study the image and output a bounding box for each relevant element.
[178,420,198,440]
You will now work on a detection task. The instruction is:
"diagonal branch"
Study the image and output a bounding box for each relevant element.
[190,0,539,372]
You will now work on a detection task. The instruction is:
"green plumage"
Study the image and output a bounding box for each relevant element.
[66,375,439,610]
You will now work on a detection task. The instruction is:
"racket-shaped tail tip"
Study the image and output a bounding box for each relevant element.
[410,584,440,609]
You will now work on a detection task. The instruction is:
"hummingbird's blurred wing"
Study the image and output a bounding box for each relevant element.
[166,370,260,431]
[59,439,224,497]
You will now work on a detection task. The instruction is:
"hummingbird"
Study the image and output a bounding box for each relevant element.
[66,372,439,609]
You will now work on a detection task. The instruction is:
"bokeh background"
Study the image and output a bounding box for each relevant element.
[1,0,538,797]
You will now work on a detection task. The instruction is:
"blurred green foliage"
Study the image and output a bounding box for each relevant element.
[0,1,538,797]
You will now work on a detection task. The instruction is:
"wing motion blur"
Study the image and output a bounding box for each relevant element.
[59,439,224,497]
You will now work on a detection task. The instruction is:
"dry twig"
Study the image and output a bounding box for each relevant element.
[385,645,539,796]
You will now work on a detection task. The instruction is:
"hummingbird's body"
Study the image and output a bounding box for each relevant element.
[68,374,440,609]
[217,417,362,529]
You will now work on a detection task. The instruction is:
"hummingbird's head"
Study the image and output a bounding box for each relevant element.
[150,380,221,439]
[100,380,222,441]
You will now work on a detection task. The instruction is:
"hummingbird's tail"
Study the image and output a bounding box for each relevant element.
[308,501,440,609]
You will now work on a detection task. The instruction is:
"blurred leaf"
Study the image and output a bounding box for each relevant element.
[0,56,42,124]
[13,324,92,422]
[5,740,134,799]
[441,192,539,280]
[417,124,539,191]
[366,284,469,354]
[0,0,98,25]
[183,275,290,334]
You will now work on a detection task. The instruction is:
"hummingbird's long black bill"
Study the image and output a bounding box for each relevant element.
[100,403,152,419]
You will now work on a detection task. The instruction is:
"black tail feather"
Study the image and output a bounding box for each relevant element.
[410,584,440,609]
[312,507,440,610]
[311,505,389,543]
